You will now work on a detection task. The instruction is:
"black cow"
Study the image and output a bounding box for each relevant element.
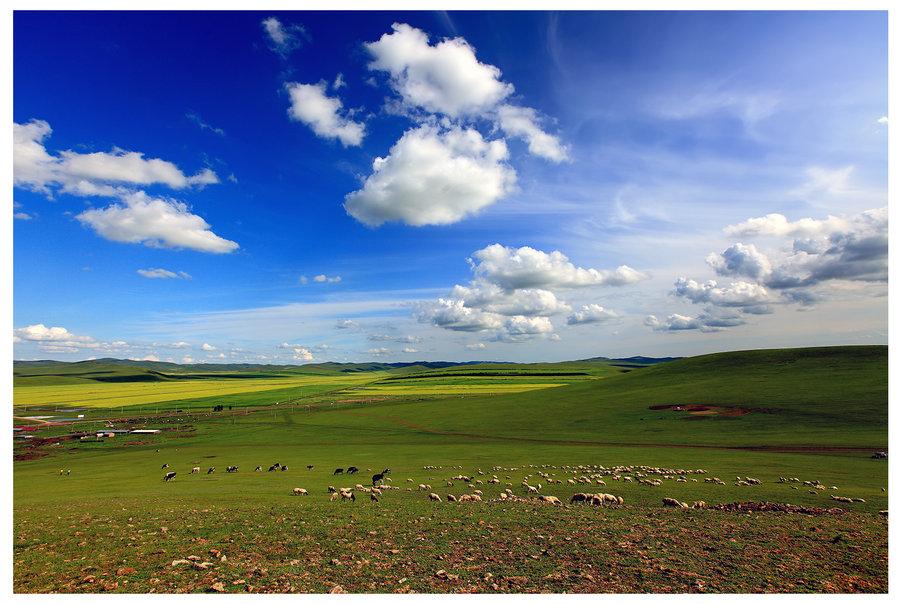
[163,471,177,481]
[281,465,288,472]
[382,468,391,475]
[347,466,359,475]
[333,468,344,475]
[226,466,238,473]
[207,467,215,474]
[268,465,277,472]
[255,466,262,472]
[372,472,386,486]
[161,463,170,469]
[307,465,314,470]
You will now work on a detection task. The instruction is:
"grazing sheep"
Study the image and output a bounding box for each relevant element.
[327,485,337,493]
[470,494,482,502]
[473,489,483,496]
[429,492,442,502]
[418,484,428,491]
[691,501,708,509]
[446,494,457,502]
[526,485,539,495]
[191,467,201,474]
[458,494,472,502]
[330,492,339,502]
[370,493,379,503]
[292,488,308,496]
[878,510,887,517]
[340,491,356,502]
[662,498,688,508]
[499,492,508,500]
[570,493,590,504]
[539,495,561,505]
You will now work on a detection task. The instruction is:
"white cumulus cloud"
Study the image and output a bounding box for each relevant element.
[77,191,239,254]
[365,22,513,118]
[471,244,647,290]
[566,304,619,325]
[14,119,218,195]
[344,125,516,226]
[285,82,365,147]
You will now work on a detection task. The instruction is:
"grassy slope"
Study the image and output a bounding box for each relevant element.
[309,346,887,448]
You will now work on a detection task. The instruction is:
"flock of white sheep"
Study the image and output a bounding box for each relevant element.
[282,462,879,512]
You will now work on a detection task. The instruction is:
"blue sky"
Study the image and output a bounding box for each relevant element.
[13,11,888,364]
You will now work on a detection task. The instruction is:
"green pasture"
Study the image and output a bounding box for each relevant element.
[12,346,889,593]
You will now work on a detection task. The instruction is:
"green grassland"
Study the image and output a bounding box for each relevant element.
[12,346,889,593]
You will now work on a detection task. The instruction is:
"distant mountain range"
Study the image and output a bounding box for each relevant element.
[13,355,682,374]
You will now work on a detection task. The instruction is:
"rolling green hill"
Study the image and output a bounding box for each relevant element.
[304,345,888,449]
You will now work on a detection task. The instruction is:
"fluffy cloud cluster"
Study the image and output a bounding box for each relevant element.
[366,22,513,118]
[137,268,192,280]
[714,206,887,291]
[301,274,342,284]
[472,244,647,290]
[14,120,217,195]
[285,82,365,147]
[417,244,644,343]
[12,323,126,354]
[14,119,237,254]
[77,191,239,253]
[344,125,516,226]
[649,206,887,333]
[645,308,746,333]
[335,23,568,227]
[278,342,314,361]
[672,278,771,313]
[567,304,619,325]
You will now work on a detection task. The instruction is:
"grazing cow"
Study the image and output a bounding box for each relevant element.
[292,488,308,496]
[226,466,238,473]
[347,466,359,475]
[164,471,177,482]
[161,464,170,470]
[281,465,289,472]
[382,468,391,475]
[191,467,201,474]
[207,467,215,474]
[268,465,277,472]
[255,466,262,472]
[334,468,344,475]
[307,465,314,470]
[372,472,387,486]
